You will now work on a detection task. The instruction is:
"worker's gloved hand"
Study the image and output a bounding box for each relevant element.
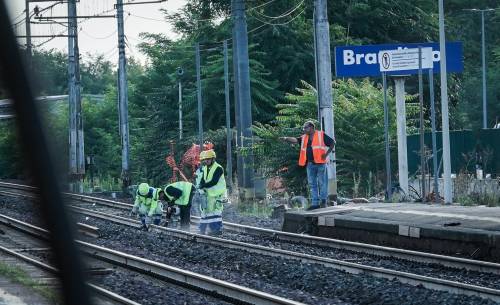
[129,207,138,217]
[165,207,173,218]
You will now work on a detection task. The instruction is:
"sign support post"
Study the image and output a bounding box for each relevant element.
[382,72,391,201]
[429,68,439,202]
[418,46,426,202]
[394,77,408,196]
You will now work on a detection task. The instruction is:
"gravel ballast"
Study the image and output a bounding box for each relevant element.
[1,195,498,305]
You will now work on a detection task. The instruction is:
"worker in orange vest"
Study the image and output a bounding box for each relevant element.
[281,121,335,210]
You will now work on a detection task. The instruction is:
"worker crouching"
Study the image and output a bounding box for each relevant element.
[130,183,164,231]
[197,149,227,235]
[160,181,194,230]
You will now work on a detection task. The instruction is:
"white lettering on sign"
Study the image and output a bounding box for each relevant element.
[365,53,377,64]
[343,50,355,65]
[343,48,441,66]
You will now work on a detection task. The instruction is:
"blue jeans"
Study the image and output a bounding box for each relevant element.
[306,163,328,207]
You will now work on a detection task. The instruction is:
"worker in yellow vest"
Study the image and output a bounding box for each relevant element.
[281,121,335,210]
[130,182,164,230]
[198,149,227,235]
[160,181,194,229]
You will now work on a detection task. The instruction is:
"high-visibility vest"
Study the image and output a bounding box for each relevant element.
[298,130,328,166]
[202,161,226,197]
[164,181,193,206]
[134,187,161,216]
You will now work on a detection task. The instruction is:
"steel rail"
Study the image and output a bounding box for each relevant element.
[0,214,305,305]
[192,217,500,275]
[66,206,500,303]
[3,182,500,300]
[0,244,140,305]
[2,182,499,275]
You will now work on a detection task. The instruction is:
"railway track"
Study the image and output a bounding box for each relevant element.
[1,181,500,304]
[0,220,139,305]
[0,213,304,305]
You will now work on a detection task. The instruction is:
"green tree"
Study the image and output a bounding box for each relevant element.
[252,79,402,197]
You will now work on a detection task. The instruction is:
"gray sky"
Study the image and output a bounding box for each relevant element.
[7,0,187,64]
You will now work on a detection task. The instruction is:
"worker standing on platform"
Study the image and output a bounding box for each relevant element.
[130,182,163,231]
[198,149,227,235]
[160,181,195,229]
[280,121,335,210]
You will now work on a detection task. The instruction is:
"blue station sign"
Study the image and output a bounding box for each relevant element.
[334,42,463,77]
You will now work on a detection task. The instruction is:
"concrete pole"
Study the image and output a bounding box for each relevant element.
[117,0,131,189]
[314,0,337,200]
[75,29,85,192]
[67,0,78,190]
[233,0,255,198]
[481,10,487,129]
[224,40,233,192]
[418,47,426,202]
[438,0,453,203]
[429,69,439,201]
[25,0,32,69]
[394,77,408,196]
[196,42,203,148]
[231,10,244,188]
[382,72,392,201]
[312,9,321,124]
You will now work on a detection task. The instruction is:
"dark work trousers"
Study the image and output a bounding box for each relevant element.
[179,189,194,229]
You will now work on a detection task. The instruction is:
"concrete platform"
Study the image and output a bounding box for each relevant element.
[282,203,500,262]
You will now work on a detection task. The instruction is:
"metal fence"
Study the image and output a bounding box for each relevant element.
[407,129,500,176]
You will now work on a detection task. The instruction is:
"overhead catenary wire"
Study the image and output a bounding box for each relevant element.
[251,0,304,20]
[247,0,281,11]
[23,0,285,61]
[249,7,305,26]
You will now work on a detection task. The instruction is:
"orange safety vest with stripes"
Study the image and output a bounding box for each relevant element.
[298,130,328,166]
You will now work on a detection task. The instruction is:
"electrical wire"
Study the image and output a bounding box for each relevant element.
[247,0,281,11]
[11,9,26,24]
[249,7,305,26]
[252,0,304,20]
[81,28,117,40]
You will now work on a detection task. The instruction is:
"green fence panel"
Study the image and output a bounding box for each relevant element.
[477,129,500,175]
[407,129,499,176]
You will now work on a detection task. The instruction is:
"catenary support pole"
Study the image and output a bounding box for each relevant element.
[231,4,244,188]
[312,8,321,124]
[117,0,131,190]
[418,47,426,202]
[438,0,453,203]
[382,72,391,201]
[233,0,254,198]
[25,0,32,69]
[429,69,439,201]
[481,10,487,129]
[394,77,408,196]
[224,40,233,192]
[67,0,78,191]
[75,29,85,193]
[196,42,203,149]
[314,0,337,201]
